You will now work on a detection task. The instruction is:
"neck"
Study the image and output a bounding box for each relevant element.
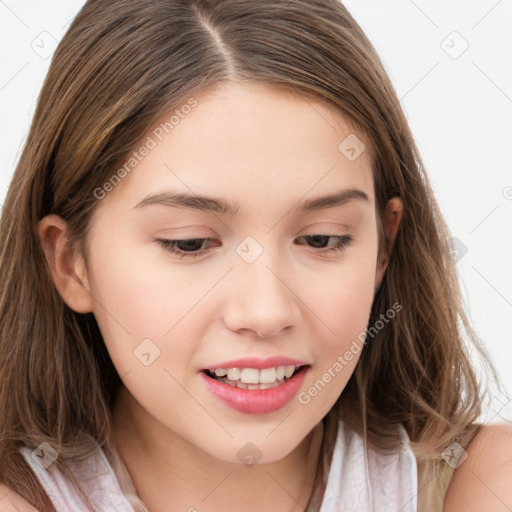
[111,385,325,512]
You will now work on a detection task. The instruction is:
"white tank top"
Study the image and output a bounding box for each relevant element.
[19,419,417,511]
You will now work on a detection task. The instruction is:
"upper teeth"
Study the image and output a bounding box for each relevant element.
[212,365,299,384]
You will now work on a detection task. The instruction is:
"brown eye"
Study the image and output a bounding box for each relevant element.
[296,234,353,253]
[156,238,217,258]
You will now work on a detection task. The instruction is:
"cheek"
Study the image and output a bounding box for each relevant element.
[87,233,194,328]
[314,269,374,330]
[298,242,377,407]
[85,235,206,380]
[311,247,377,341]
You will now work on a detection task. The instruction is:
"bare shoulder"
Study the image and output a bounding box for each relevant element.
[443,422,512,512]
[0,483,40,512]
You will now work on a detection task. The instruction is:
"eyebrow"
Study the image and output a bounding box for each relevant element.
[133,187,369,215]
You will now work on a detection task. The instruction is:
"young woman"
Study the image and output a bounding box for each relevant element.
[1,1,511,511]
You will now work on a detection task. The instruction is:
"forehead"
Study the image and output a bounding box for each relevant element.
[99,81,375,213]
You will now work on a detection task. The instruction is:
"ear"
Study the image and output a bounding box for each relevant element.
[374,197,403,292]
[37,214,94,313]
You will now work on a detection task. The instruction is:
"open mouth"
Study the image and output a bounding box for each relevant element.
[201,365,308,390]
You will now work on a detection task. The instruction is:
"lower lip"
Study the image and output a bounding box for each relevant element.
[200,366,309,414]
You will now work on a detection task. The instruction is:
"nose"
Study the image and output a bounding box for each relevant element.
[223,256,301,338]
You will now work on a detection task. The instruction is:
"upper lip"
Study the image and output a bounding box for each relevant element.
[201,356,310,371]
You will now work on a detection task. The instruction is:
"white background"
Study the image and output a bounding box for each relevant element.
[1,1,511,422]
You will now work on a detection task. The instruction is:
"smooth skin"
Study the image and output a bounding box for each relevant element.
[2,82,511,511]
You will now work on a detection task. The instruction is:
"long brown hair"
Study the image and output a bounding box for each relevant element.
[0,1,500,510]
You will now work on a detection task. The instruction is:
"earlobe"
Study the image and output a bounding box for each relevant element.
[374,197,403,291]
[37,214,94,314]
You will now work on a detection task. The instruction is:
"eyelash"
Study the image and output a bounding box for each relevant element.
[156,234,354,259]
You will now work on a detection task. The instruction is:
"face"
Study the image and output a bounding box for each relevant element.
[73,81,383,464]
